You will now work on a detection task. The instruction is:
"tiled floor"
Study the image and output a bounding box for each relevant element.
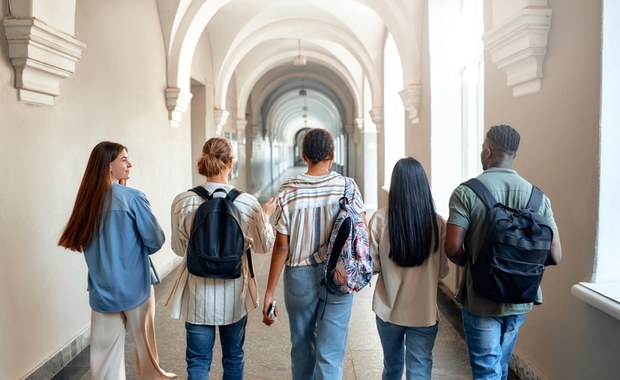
[54,256,476,380]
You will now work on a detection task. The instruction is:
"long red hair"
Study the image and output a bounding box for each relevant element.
[58,142,126,252]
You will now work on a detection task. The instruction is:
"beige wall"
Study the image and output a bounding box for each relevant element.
[0,1,187,378]
[483,1,620,378]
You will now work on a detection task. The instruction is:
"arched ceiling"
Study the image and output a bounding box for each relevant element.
[158,0,423,141]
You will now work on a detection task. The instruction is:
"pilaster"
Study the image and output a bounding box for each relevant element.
[3,17,86,105]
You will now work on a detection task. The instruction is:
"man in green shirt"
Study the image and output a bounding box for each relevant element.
[445,124,562,379]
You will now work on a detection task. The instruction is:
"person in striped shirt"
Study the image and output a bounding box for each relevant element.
[262,128,366,380]
[166,137,276,379]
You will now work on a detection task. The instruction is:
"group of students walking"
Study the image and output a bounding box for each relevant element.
[58,124,561,380]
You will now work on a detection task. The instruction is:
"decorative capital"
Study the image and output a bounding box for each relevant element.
[354,118,364,131]
[214,109,230,136]
[369,108,383,133]
[4,17,86,105]
[165,87,192,128]
[236,119,248,140]
[251,123,260,140]
[398,85,421,124]
[484,4,552,96]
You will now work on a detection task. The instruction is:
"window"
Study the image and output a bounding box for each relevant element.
[383,33,405,187]
[571,0,620,320]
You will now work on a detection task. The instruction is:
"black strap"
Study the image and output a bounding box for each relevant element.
[189,186,211,200]
[462,179,497,210]
[246,248,255,278]
[463,179,541,212]
[226,188,242,202]
[526,186,543,211]
[189,186,243,201]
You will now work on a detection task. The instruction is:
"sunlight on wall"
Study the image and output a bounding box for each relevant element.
[383,33,405,187]
[429,0,483,218]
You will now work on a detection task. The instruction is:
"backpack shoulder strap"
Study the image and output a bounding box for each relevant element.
[462,178,497,210]
[226,188,243,202]
[189,186,211,200]
[526,185,544,211]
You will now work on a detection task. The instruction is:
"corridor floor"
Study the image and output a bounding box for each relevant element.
[55,257,475,380]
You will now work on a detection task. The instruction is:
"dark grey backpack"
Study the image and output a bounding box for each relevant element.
[186,187,254,279]
[464,179,553,303]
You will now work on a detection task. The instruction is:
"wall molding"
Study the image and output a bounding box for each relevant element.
[399,84,421,124]
[24,326,89,379]
[3,17,86,105]
[165,87,193,128]
[484,5,552,97]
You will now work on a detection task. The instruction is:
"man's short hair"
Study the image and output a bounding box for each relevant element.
[486,124,520,154]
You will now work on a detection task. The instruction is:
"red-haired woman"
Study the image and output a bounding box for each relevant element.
[59,141,175,380]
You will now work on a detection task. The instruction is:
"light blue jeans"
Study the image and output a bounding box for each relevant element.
[185,316,247,380]
[375,316,439,380]
[283,263,354,380]
[461,308,526,380]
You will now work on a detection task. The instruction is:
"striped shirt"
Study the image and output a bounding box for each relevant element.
[165,183,275,325]
[274,172,365,267]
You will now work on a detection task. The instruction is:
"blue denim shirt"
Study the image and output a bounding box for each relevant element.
[84,183,164,312]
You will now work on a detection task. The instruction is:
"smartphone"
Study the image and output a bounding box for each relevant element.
[267,300,277,319]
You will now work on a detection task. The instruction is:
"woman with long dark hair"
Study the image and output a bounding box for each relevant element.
[369,157,448,380]
[58,141,175,379]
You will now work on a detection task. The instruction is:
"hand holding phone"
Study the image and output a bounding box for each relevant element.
[262,298,277,326]
[267,300,277,319]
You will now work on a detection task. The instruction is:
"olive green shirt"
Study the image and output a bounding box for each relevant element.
[447,168,557,317]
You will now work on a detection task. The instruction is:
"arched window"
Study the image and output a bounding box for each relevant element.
[383,33,405,187]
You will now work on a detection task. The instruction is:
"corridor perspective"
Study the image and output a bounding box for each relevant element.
[1,1,619,379]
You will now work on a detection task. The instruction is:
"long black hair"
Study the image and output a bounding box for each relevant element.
[387,157,439,267]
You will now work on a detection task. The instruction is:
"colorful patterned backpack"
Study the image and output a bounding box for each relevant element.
[323,176,372,294]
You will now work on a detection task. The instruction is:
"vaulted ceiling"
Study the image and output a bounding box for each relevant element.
[158,0,423,141]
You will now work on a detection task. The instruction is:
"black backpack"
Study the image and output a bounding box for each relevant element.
[186,187,254,279]
[464,179,553,303]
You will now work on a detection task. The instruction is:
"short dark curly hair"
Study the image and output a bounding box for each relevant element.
[486,124,520,155]
[302,128,334,164]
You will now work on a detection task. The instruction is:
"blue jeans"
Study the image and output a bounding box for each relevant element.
[185,316,247,380]
[375,316,438,380]
[283,263,354,380]
[461,308,526,380]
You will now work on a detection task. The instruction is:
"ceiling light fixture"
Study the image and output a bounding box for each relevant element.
[293,39,306,66]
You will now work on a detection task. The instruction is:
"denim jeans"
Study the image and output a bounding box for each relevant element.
[375,316,438,380]
[185,316,247,380]
[461,308,526,380]
[283,263,354,380]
